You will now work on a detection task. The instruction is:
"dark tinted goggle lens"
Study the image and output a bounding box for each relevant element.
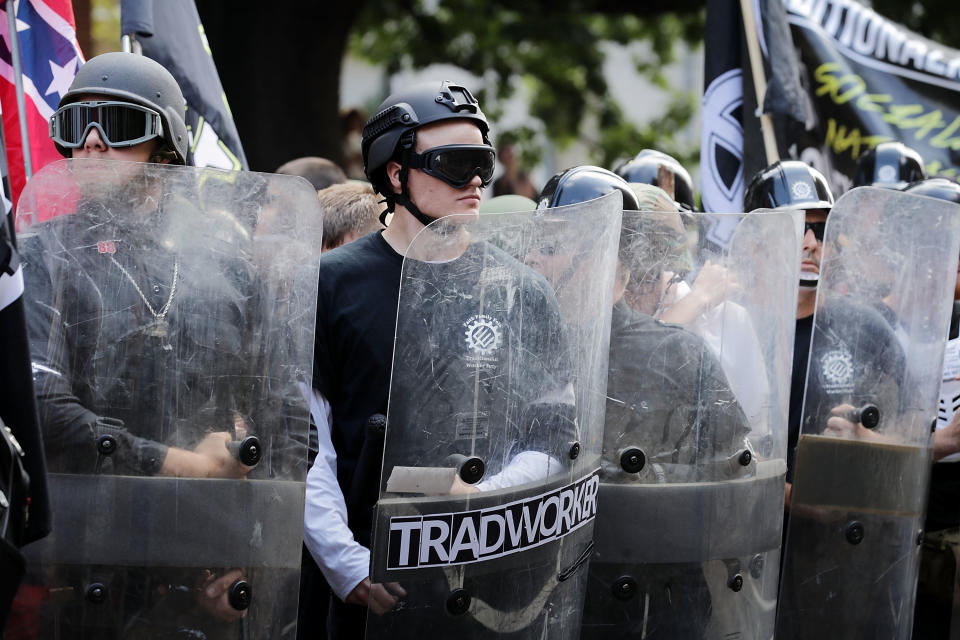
[51,101,160,148]
[416,145,496,188]
[804,221,826,241]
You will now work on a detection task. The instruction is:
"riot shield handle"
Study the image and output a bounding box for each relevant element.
[226,436,262,467]
[618,447,646,474]
[94,416,125,473]
[227,579,252,610]
[840,404,881,429]
[445,454,485,484]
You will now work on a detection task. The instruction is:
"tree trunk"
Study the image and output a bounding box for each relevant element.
[195,1,365,172]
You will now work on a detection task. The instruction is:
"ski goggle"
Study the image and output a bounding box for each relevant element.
[49,101,163,149]
[407,144,496,188]
[804,221,826,241]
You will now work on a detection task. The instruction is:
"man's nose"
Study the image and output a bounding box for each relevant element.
[82,125,107,151]
[802,227,819,250]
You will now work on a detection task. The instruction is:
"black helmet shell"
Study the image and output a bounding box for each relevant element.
[361,80,490,191]
[853,142,925,189]
[744,161,834,212]
[538,165,640,211]
[902,177,960,204]
[57,52,188,164]
[614,149,696,211]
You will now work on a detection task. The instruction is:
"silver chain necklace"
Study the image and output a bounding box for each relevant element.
[109,255,179,339]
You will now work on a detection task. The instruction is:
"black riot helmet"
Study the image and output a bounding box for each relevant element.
[902,177,960,204]
[538,165,639,211]
[743,160,834,212]
[538,167,691,298]
[54,52,188,164]
[853,142,925,189]
[361,80,492,226]
[613,149,696,211]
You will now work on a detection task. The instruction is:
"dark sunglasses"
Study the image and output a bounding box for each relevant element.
[804,221,826,241]
[407,144,496,188]
[49,101,163,149]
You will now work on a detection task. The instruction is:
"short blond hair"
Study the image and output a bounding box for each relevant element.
[317,182,383,250]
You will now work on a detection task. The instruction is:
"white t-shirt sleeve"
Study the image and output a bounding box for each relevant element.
[302,388,370,600]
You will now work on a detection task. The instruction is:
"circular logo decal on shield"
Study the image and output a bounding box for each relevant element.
[820,346,855,394]
[877,165,898,184]
[791,181,812,200]
[464,315,503,356]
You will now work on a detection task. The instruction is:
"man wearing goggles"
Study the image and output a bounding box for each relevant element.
[15,52,252,640]
[305,81,577,639]
[48,52,187,165]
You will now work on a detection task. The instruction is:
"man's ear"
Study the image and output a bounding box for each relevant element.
[386,160,402,193]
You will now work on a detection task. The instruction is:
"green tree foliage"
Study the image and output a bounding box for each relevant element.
[869,0,960,50]
[350,0,704,169]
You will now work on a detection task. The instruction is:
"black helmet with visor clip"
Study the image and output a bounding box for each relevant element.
[361,80,494,226]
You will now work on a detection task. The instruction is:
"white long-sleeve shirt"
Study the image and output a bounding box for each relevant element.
[302,389,369,600]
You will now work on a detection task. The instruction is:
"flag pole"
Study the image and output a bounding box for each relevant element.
[739,0,780,165]
[5,0,32,180]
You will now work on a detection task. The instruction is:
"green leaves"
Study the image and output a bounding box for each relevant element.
[350,0,703,173]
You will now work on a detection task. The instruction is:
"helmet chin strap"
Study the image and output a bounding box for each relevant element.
[389,130,440,228]
[393,190,437,227]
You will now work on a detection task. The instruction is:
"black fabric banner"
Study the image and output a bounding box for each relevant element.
[784,0,960,194]
[0,102,50,544]
[121,0,248,170]
[701,0,806,213]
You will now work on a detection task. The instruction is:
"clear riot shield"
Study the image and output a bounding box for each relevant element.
[365,193,622,638]
[580,208,801,640]
[777,187,960,640]
[10,159,322,639]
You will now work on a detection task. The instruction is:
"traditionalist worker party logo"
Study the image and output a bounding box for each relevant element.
[877,165,898,184]
[463,314,502,356]
[791,180,813,200]
[820,345,855,394]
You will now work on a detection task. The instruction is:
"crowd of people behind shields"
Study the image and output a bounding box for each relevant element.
[4,47,960,640]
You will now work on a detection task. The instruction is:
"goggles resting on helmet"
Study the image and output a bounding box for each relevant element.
[407,144,496,189]
[49,101,163,149]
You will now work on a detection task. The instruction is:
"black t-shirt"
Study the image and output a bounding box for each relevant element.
[787,314,814,483]
[314,231,571,543]
[788,301,906,483]
[388,240,571,471]
[603,300,751,482]
[313,231,402,542]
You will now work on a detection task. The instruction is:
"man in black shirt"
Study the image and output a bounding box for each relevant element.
[303,80,516,638]
[744,160,836,496]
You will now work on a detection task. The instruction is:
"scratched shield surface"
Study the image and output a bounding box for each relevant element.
[13,159,322,640]
[578,209,801,640]
[366,192,621,638]
[778,187,960,640]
